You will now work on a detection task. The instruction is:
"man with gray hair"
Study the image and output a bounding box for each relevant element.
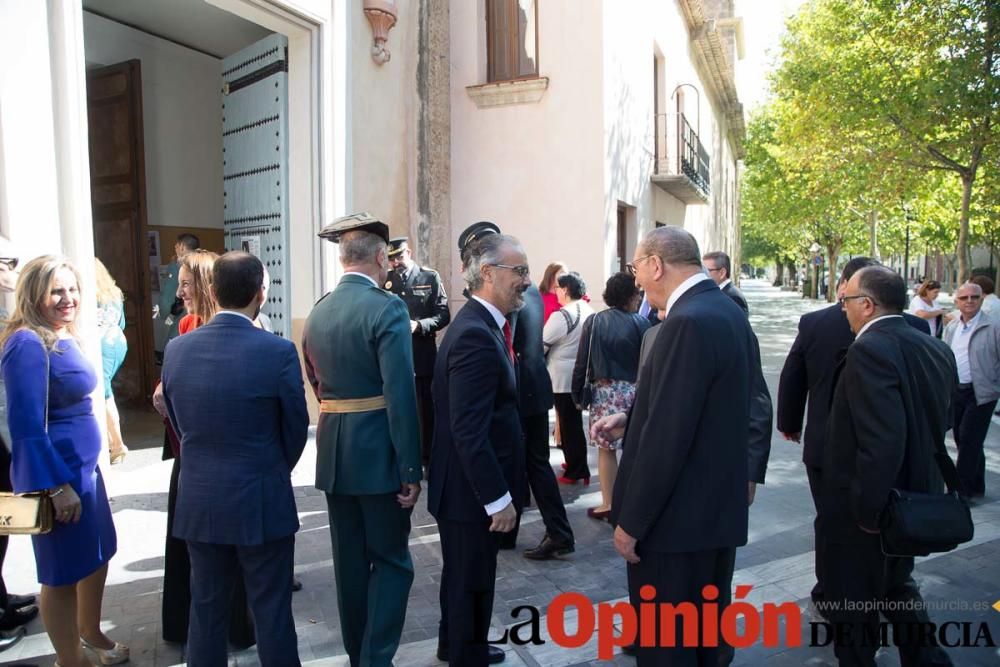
[593,225,756,665]
[429,231,529,665]
[702,250,748,315]
[303,213,423,666]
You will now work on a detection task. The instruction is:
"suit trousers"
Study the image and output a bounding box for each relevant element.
[327,493,415,667]
[163,457,254,646]
[438,518,500,666]
[553,394,590,480]
[415,375,435,465]
[822,535,953,667]
[627,547,736,667]
[952,386,995,498]
[805,465,825,601]
[501,412,574,548]
[186,536,299,667]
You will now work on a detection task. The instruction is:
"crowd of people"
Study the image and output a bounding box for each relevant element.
[0,217,993,667]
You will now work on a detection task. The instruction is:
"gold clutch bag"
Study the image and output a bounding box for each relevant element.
[0,492,54,535]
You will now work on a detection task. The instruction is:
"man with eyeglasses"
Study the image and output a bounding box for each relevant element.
[778,258,930,615]
[702,250,748,315]
[942,281,1000,503]
[430,230,530,664]
[0,235,39,652]
[821,266,955,666]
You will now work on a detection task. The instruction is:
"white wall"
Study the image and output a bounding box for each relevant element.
[83,12,224,230]
[450,0,606,305]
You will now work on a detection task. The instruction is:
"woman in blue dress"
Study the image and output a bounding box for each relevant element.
[0,256,128,667]
[94,258,128,464]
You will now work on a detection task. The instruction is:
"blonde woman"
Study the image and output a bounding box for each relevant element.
[0,255,128,666]
[94,259,128,464]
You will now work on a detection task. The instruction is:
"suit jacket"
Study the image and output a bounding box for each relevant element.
[511,283,554,416]
[821,316,957,542]
[612,280,754,553]
[386,263,450,377]
[303,274,422,495]
[722,281,749,315]
[777,304,931,467]
[428,298,526,523]
[161,313,309,545]
[636,311,771,484]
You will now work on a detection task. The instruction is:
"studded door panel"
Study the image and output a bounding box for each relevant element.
[221,33,290,336]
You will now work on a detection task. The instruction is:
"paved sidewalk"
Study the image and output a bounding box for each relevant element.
[3,281,999,666]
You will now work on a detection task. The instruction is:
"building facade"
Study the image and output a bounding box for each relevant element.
[0,0,745,414]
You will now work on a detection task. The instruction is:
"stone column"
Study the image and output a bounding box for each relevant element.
[415,0,451,277]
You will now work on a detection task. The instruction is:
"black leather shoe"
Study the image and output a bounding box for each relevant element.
[621,642,636,656]
[0,605,38,631]
[6,594,35,610]
[523,535,574,560]
[291,577,303,592]
[436,643,505,663]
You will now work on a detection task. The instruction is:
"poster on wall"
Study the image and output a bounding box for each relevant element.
[240,236,261,258]
[148,231,161,292]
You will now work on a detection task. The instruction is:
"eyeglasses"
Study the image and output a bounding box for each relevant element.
[626,255,655,276]
[491,264,530,278]
[706,266,725,273]
[839,294,877,307]
[956,295,981,302]
[0,257,18,271]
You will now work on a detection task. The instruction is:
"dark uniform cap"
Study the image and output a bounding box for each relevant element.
[318,212,390,244]
[388,237,410,257]
[457,221,501,253]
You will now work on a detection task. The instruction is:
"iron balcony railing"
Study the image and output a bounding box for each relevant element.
[653,112,711,196]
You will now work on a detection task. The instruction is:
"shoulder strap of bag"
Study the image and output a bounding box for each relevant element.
[560,303,582,334]
[584,311,599,384]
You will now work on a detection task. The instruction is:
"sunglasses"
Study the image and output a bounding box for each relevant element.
[956,295,981,302]
[0,257,18,271]
[491,264,530,278]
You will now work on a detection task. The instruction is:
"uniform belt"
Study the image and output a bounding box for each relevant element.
[319,396,387,413]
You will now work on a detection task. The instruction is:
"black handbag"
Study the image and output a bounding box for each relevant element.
[880,444,973,558]
[578,312,598,409]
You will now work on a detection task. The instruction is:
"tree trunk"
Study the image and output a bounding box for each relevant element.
[957,173,975,283]
[826,243,842,302]
[869,210,879,261]
[774,260,785,287]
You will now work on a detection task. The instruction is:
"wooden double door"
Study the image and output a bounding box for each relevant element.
[87,60,156,406]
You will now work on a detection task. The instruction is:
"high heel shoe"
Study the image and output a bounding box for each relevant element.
[80,637,130,665]
[109,444,128,465]
[557,475,590,486]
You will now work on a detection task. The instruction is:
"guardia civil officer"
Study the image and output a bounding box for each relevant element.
[385,237,450,465]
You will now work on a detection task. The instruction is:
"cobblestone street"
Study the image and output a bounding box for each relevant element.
[3,281,1000,666]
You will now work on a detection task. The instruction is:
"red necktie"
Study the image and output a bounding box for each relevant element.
[502,321,516,365]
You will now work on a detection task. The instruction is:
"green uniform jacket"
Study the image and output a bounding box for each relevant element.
[158,260,181,344]
[303,274,422,495]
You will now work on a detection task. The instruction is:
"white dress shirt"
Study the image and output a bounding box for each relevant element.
[215,310,255,325]
[950,311,982,384]
[855,314,903,340]
[663,272,712,318]
[469,295,513,516]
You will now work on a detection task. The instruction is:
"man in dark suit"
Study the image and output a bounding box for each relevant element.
[702,250,748,314]
[429,231,529,665]
[303,213,423,667]
[386,237,450,465]
[777,257,930,607]
[162,251,309,666]
[593,227,755,666]
[457,222,574,560]
[822,266,955,665]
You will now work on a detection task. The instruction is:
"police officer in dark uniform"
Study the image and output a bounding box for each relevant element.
[385,237,450,464]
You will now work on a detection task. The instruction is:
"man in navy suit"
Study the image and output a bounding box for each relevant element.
[777,257,930,608]
[429,232,529,665]
[162,251,309,667]
[593,227,755,666]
